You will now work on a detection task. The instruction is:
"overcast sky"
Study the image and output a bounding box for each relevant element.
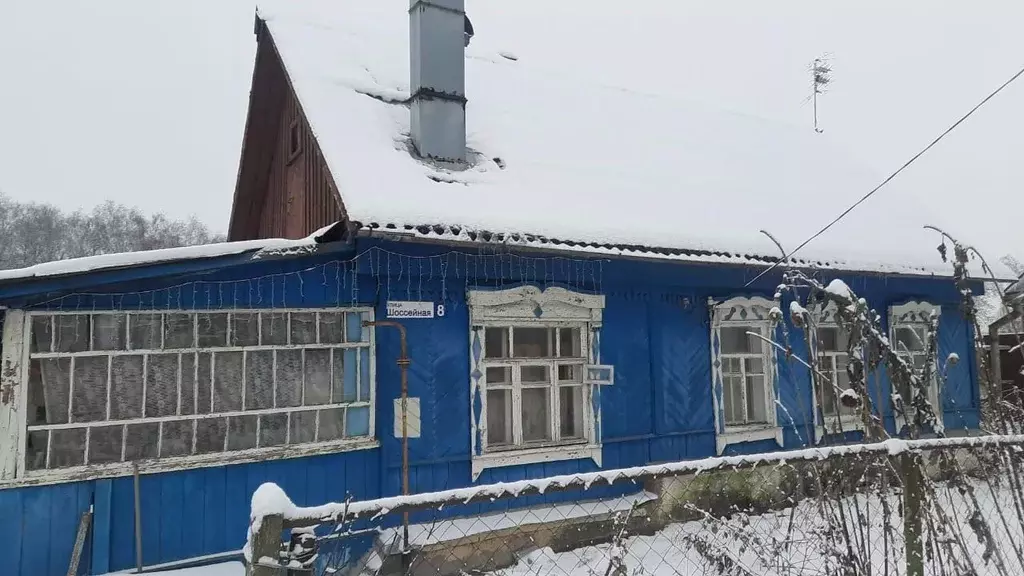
[0,1,1022,262]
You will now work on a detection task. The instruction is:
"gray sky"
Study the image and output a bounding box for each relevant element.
[1,1,1022,261]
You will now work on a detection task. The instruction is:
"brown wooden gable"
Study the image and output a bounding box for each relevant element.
[228,16,345,241]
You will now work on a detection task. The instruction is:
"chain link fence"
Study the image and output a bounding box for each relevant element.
[246,434,1024,576]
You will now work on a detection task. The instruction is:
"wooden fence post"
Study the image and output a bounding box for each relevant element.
[901,452,924,576]
[247,513,283,576]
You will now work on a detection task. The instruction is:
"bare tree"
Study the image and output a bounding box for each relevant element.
[0,193,224,270]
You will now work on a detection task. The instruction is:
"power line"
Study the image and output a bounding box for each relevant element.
[745,63,1024,288]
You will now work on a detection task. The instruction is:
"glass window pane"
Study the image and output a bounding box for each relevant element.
[213,352,243,412]
[289,411,316,444]
[822,373,838,416]
[130,313,162,350]
[227,415,258,451]
[196,353,212,414]
[50,428,86,468]
[318,408,345,441]
[559,387,584,440]
[230,313,259,347]
[521,365,550,384]
[521,388,551,442]
[259,413,288,447]
[359,348,371,402]
[196,313,228,348]
[261,312,288,346]
[180,353,195,415]
[110,355,143,420]
[895,326,925,352]
[54,315,89,353]
[723,375,743,425]
[145,354,178,418]
[25,431,48,471]
[319,312,345,344]
[557,364,583,383]
[275,349,303,407]
[336,349,356,403]
[30,316,52,353]
[513,327,554,358]
[486,366,511,386]
[88,425,123,464]
[721,357,741,375]
[72,356,108,423]
[303,350,331,405]
[817,327,838,352]
[744,358,763,375]
[290,312,317,345]
[161,420,193,457]
[345,406,370,437]
[559,328,582,358]
[92,314,126,351]
[720,326,760,354]
[486,389,511,446]
[484,327,508,359]
[124,423,158,461]
[164,313,194,349]
[245,351,274,410]
[29,358,70,425]
[345,312,364,343]
[746,375,767,423]
[195,418,226,454]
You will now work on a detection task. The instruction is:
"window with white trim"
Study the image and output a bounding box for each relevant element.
[468,286,606,476]
[889,301,941,421]
[481,325,588,449]
[712,298,775,428]
[815,322,856,421]
[20,308,374,474]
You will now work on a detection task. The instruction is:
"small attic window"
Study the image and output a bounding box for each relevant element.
[287,118,302,164]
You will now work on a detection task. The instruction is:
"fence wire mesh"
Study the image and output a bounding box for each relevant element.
[248,435,1024,576]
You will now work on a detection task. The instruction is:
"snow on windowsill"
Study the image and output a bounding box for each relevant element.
[375,490,656,552]
[472,444,602,480]
[716,426,784,455]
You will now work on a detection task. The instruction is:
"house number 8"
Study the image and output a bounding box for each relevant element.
[437,304,446,317]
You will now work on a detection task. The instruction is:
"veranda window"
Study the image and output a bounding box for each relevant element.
[889,301,941,422]
[21,308,375,473]
[482,325,588,449]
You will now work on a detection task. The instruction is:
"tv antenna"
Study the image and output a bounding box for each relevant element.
[811,56,833,133]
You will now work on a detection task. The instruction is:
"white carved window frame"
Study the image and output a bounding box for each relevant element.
[810,302,863,438]
[0,307,379,486]
[888,301,942,430]
[468,286,606,479]
[709,296,783,455]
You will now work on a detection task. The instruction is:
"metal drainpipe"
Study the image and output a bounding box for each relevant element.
[362,320,412,563]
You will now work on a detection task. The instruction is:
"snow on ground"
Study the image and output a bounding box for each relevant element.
[376,491,657,551]
[489,480,1021,576]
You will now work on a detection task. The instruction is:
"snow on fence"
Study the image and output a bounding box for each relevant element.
[246,434,1024,576]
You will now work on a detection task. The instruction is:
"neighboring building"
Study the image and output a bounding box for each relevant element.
[0,2,987,575]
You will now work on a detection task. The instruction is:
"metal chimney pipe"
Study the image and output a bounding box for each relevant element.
[409,0,467,163]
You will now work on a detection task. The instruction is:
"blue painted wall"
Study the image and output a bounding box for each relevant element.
[0,238,981,574]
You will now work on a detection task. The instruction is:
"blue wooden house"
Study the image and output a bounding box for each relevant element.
[0,1,986,574]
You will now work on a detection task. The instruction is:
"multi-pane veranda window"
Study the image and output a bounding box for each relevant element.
[817,325,856,420]
[718,326,771,426]
[892,319,938,414]
[482,325,587,450]
[23,309,374,473]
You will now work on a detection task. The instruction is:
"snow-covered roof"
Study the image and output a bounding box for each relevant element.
[0,231,328,283]
[256,1,989,277]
